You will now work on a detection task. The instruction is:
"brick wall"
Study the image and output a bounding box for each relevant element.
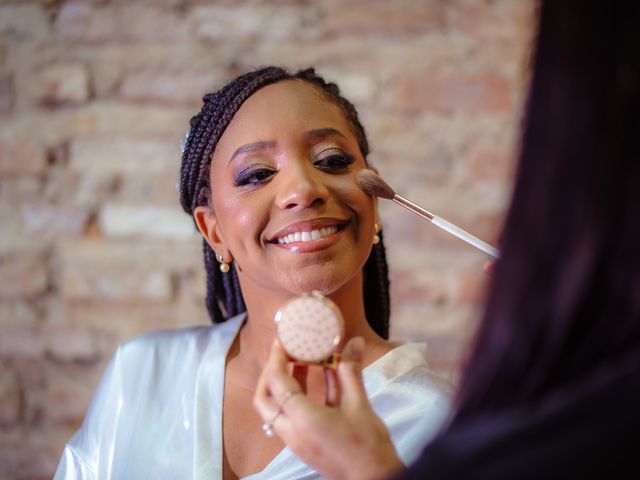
[0,1,536,477]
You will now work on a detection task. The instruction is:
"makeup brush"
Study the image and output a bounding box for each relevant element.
[357,169,500,258]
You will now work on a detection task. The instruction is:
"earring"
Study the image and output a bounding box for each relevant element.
[217,253,230,273]
[373,223,380,245]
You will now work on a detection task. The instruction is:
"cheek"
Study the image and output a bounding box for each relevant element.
[213,190,269,244]
[331,175,375,218]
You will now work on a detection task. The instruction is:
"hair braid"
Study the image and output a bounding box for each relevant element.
[363,230,391,338]
[179,66,390,338]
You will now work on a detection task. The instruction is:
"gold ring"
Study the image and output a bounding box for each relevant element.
[279,390,302,410]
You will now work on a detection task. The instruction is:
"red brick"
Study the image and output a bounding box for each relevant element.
[118,68,221,106]
[0,73,11,111]
[0,177,41,205]
[54,3,183,43]
[42,362,106,427]
[54,2,118,42]
[455,1,536,44]
[466,142,517,181]
[0,327,47,359]
[0,300,42,328]
[44,380,93,426]
[69,136,180,176]
[454,267,491,303]
[0,429,61,480]
[99,203,195,239]
[0,255,49,299]
[22,204,92,237]
[61,264,173,302]
[0,4,50,41]
[119,5,185,42]
[0,140,47,177]
[58,238,201,272]
[189,5,321,41]
[390,267,448,305]
[324,0,444,35]
[388,73,513,114]
[0,325,101,362]
[45,326,101,363]
[34,63,91,105]
[0,365,22,427]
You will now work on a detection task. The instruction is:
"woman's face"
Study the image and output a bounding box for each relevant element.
[201,80,376,300]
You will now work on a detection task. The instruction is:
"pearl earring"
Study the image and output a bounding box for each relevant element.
[217,253,230,273]
[373,223,380,245]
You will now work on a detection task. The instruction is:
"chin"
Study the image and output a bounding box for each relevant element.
[286,266,358,297]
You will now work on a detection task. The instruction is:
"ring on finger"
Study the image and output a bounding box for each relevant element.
[278,390,302,410]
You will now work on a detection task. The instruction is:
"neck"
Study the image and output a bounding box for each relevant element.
[234,271,387,369]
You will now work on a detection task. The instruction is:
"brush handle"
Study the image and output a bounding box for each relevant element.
[393,195,500,258]
[431,216,500,258]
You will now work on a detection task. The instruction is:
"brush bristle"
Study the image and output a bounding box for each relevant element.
[356,169,396,199]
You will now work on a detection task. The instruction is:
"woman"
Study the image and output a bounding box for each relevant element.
[54,68,449,479]
[253,1,640,478]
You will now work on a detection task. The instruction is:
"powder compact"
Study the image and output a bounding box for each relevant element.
[274,291,344,368]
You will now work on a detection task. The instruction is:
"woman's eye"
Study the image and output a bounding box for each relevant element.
[314,152,355,171]
[233,167,275,187]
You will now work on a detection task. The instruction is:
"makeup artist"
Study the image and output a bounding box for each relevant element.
[254,1,640,478]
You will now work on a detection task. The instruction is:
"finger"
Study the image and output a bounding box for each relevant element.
[254,340,298,420]
[254,342,282,419]
[263,343,307,412]
[336,337,369,411]
[324,367,339,407]
[342,336,365,363]
[483,259,497,276]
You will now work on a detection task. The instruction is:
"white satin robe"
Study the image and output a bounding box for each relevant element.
[55,314,450,479]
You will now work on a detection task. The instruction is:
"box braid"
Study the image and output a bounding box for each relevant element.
[179,66,390,338]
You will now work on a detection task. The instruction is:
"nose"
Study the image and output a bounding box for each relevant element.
[275,163,329,210]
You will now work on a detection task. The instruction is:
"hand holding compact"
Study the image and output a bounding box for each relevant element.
[253,334,404,480]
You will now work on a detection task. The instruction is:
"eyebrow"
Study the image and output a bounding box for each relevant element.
[304,128,348,141]
[227,128,348,165]
[228,140,276,165]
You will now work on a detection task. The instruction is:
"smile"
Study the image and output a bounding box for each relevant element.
[276,226,338,245]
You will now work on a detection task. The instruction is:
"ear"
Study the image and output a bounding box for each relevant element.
[193,205,230,260]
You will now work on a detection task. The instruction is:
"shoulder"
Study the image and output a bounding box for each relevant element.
[364,342,452,400]
[364,342,452,466]
[113,313,245,368]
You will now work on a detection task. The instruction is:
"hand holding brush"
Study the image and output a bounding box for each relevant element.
[357,169,500,258]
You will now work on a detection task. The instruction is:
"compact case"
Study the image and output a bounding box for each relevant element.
[274,291,344,367]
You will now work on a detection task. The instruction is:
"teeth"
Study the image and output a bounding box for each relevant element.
[277,226,338,244]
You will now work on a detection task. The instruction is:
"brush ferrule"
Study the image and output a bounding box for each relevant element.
[393,195,435,221]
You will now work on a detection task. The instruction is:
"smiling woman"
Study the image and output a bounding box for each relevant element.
[54,67,450,480]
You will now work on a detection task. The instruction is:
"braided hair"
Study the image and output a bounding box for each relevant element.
[179,66,391,338]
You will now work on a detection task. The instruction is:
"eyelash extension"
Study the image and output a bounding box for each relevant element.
[314,152,355,170]
[233,167,276,187]
[233,151,354,187]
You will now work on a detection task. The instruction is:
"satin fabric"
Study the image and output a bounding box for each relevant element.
[55,314,450,479]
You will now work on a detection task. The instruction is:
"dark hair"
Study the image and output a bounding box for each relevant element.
[451,0,640,422]
[179,67,391,338]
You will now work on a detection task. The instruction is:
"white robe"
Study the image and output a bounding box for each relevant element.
[55,314,450,479]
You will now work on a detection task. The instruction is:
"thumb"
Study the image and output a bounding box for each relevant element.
[337,337,368,410]
[342,336,365,363]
